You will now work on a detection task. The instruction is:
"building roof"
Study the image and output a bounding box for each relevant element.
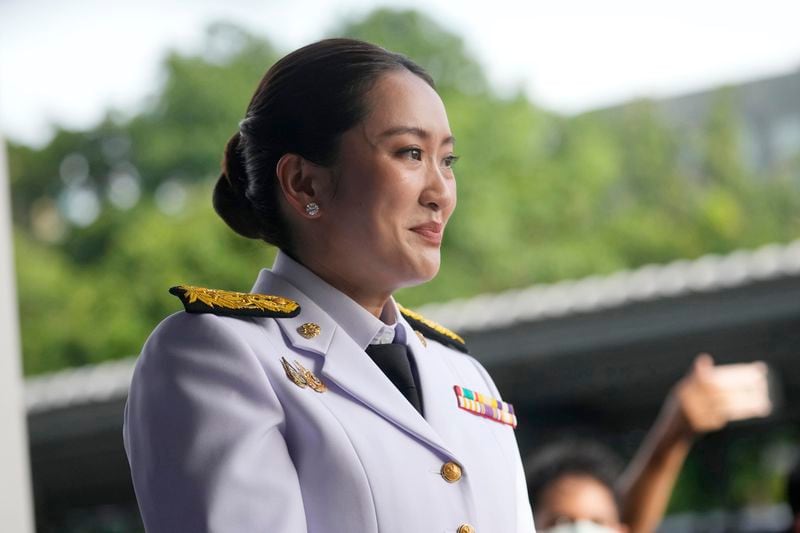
[24,238,800,414]
[25,356,135,414]
[418,239,800,333]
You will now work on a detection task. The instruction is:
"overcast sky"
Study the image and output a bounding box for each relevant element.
[1,0,799,147]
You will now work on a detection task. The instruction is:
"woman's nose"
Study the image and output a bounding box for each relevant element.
[421,163,455,212]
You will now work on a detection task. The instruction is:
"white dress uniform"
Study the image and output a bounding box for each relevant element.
[123,251,536,533]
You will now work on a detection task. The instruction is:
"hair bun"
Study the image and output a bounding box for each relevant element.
[212,132,263,239]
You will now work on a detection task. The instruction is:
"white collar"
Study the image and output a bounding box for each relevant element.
[270,250,404,349]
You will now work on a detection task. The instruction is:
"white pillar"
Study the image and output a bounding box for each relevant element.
[0,135,35,531]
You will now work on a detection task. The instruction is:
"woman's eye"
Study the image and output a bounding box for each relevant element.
[403,148,422,160]
[443,155,460,168]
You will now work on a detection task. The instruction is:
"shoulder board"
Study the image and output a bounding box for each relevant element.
[398,304,468,353]
[169,285,300,318]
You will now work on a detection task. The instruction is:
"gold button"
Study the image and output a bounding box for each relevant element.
[441,461,462,483]
[457,524,475,533]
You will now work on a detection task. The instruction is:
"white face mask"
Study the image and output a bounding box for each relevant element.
[539,520,619,533]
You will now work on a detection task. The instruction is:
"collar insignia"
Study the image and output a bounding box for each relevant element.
[281,357,326,393]
[414,330,428,347]
[169,285,300,318]
[281,357,307,388]
[293,360,327,392]
[297,322,321,339]
[398,304,468,353]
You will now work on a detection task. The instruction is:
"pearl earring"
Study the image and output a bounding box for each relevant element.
[304,202,320,216]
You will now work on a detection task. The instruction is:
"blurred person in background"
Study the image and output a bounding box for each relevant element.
[527,440,628,533]
[528,354,772,533]
[123,38,534,532]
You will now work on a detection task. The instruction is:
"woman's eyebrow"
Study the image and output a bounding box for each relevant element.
[377,126,455,146]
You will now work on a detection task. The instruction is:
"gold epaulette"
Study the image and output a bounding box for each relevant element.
[169,285,300,318]
[398,304,468,353]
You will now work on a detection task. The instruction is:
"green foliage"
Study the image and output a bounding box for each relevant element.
[333,8,488,95]
[128,23,279,190]
[14,183,270,374]
[7,8,800,519]
[667,427,800,512]
[8,8,800,381]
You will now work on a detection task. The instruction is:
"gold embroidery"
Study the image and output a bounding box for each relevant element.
[398,304,465,345]
[177,285,299,314]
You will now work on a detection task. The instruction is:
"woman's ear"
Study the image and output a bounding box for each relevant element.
[275,153,330,218]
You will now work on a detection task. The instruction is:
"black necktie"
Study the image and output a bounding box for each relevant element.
[365,343,423,415]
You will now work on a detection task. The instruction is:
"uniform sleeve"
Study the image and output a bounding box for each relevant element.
[469,357,537,533]
[123,312,308,533]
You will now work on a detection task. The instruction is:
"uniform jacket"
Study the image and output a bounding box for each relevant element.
[123,252,535,533]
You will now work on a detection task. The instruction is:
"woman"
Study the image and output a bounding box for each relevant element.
[123,38,535,533]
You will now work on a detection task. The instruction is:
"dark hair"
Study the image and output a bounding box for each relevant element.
[213,38,434,249]
[525,439,624,512]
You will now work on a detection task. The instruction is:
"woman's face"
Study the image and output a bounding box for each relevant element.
[316,69,457,294]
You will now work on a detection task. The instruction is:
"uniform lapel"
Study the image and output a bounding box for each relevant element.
[320,328,455,459]
[251,269,456,460]
[401,316,468,458]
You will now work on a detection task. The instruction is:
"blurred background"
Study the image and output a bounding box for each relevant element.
[2,0,800,531]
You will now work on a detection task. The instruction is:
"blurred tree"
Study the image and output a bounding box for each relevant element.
[128,22,279,192]
[703,88,746,189]
[9,23,277,231]
[7,8,800,378]
[14,183,269,373]
[7,6,800,521]
[334,8,488,95]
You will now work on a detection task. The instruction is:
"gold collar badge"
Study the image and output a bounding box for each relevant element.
[297,322,321,339]
[415,330,428,347]
[281,357,326,393]
[398,304,468,353]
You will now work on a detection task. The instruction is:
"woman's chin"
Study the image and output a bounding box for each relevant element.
[401,254,441,287]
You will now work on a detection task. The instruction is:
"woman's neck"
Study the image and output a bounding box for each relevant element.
[292,252,394,321]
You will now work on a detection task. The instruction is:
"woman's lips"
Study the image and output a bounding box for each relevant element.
[410,222,443,245]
